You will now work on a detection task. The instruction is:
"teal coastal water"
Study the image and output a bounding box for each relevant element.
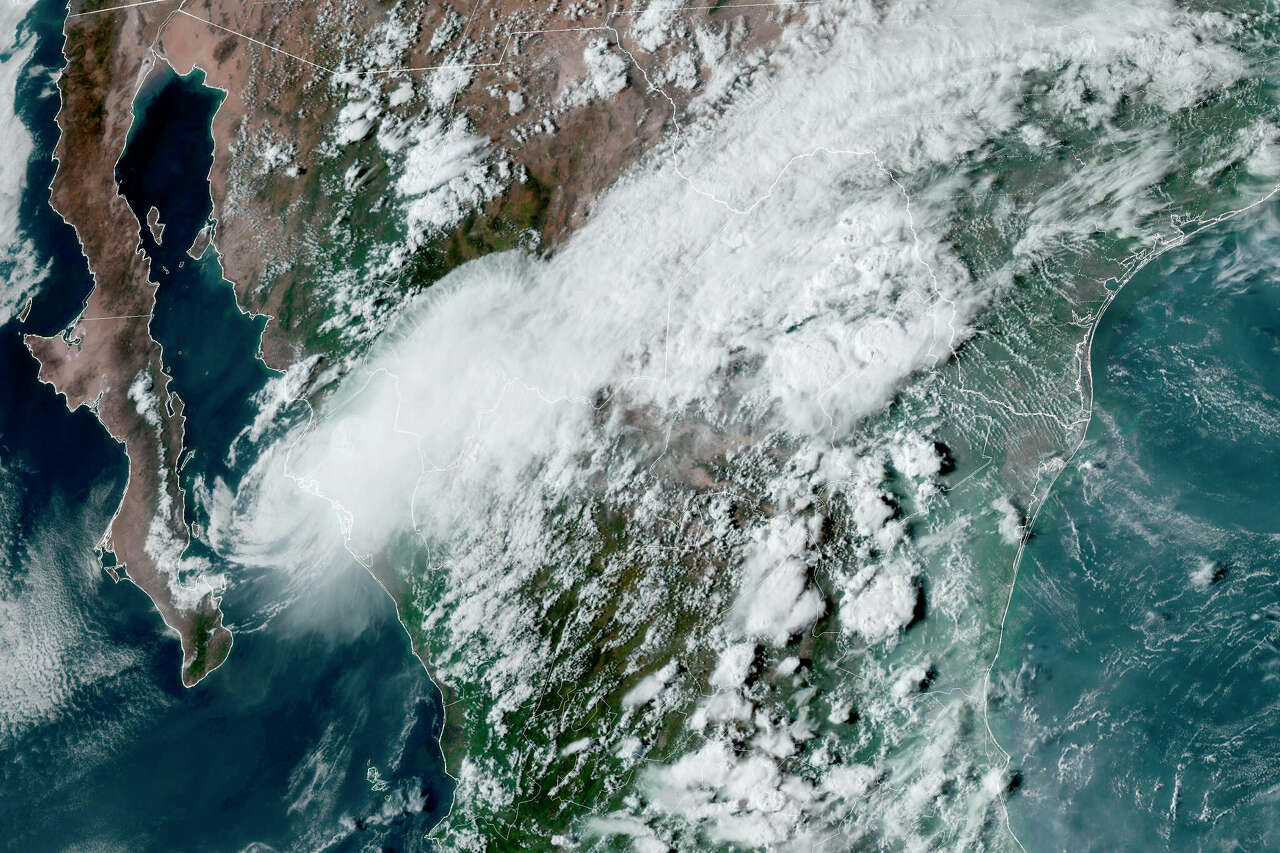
[992,202,1280,849]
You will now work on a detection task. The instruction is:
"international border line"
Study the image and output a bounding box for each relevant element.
[173,11,611,77]
[176,9,337,73]
[69,0,821,21]
[67,0,174,18]
[74,0,826,79]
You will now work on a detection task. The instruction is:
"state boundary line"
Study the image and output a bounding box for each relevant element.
[70,0,829,79]
[71,0,824,19]
[68,0,173,19]
[176,9,337,73]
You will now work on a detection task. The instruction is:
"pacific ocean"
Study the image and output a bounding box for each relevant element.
[0,4,453,850]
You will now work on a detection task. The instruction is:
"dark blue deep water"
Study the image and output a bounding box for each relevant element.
[116,65,272,493]
[0,6,452,851]
[994,204,1280,850]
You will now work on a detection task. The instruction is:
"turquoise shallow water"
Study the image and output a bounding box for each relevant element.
[994,203,1280,849]
[10,0,1280,847]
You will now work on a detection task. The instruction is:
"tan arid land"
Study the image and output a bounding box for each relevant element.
[31,0,801,685]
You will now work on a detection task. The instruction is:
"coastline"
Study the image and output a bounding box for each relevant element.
[31,0,802,690]
[25,2,231,686]
[980,178,1280,848]
[15,0,1280,846]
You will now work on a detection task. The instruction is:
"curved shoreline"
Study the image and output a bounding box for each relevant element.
[24,0,237,687]
[981,178,1280,850]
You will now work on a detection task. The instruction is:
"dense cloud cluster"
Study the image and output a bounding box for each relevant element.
[211,0,1280,847]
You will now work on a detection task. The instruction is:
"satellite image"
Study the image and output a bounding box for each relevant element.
[2,0,1280,848]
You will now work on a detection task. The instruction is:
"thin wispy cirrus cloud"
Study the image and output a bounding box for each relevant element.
[218,0,1263,846]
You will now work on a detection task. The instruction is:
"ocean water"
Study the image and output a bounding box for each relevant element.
[116,65,273,491]
[9,0,1280,848]
[992,202,1280,849]
[0,5,453,851]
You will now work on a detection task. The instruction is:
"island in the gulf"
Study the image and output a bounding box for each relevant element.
[33,0,790,685]
[13,0,1280,848]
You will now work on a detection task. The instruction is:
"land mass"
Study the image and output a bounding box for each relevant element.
[32,0,799,690]
[25,4,229,686]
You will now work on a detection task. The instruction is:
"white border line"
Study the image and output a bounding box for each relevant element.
[68,0,175,19]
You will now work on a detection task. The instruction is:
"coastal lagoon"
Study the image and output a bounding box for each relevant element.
[993,203,1280,849]
[5,0,1280,847]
